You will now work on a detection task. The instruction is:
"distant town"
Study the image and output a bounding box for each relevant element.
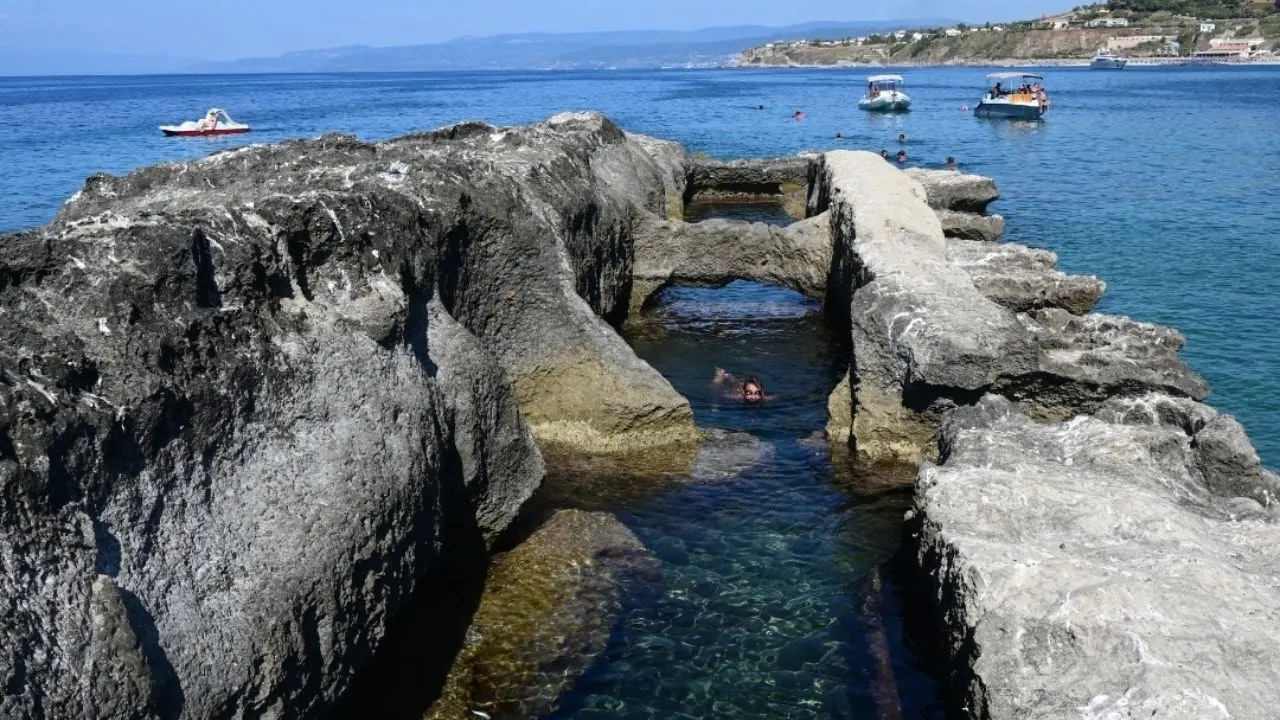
[739,1,1280,65]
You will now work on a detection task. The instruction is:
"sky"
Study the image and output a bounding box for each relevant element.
[0,0,1070,61]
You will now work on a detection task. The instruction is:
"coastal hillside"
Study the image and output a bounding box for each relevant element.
[739,2,1280,65]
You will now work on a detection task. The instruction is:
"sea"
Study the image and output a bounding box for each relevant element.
[2,67,1277,718]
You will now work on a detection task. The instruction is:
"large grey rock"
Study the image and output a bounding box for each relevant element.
[0,113,695,717]
[631,212,831,312]
[936,209,1005,241]
[948,239,1105,315]
[911,394,1280,719]
[905,168,1000,213]
[816,151,1206,464]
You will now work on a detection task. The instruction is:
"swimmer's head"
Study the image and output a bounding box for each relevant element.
[743,377,764,403]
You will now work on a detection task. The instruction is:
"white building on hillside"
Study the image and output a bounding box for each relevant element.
[1086,17,1130,28]
[1199,22,1216,32]
[945,28,962,37]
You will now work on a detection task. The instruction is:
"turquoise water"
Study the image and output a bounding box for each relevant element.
[2,67,1275,466]
[540,277,940,719]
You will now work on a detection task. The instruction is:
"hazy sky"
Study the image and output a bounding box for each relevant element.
[0,0,1069,60]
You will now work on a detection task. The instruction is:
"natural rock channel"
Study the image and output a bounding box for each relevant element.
[2,113,1276,719]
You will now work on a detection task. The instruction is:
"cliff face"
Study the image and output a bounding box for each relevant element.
[0,113,692,718]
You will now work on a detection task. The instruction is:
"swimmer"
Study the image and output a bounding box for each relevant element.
[712,368,772,403]
[896,150,908,164]
[793,110,806,120]
[880,149,890,160]
[945,155,957,171]
[897,133,907,144]
[835,131,843,140]
[757,104,765,110]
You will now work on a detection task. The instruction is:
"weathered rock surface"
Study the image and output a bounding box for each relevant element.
[686,156,813,219]
[948,238,1105,315]
[905,168,1000,214]
[816,151,1207,464]
[0,113,696,717]
[631,212,831,313]
[911,394,1280,719]
[427,510,658,720]
[936,209,1005,241]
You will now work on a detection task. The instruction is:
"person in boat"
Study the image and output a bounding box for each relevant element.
[198,108,219,131]
[713,368,770,403]
[896,150,908,164]
[993,82,1003,97]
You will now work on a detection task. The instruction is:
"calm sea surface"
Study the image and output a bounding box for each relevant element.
[1,67,1277,717]
[1,67,1275,465]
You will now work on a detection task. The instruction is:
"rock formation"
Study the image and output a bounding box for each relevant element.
[815,150,1207,465]
[0,113,697,718]
[910,394,1280,718]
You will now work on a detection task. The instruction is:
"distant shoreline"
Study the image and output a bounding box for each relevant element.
[729,56,1280,69]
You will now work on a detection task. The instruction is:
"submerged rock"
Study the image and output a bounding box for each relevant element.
[426,510,658,720]
[911,394,1280,718]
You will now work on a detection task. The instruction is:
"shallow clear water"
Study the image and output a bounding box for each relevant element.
[537,278,941,719]
[2,67,1275,466]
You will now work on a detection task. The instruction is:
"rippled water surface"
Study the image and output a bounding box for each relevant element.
[2,66,1275,465]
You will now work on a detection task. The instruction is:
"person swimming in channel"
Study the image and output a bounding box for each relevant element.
[712,368,772,403]
[896,150,908,164]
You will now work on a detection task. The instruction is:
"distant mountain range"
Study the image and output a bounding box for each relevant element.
[0,20,954,76]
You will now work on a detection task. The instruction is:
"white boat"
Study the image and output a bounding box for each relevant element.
[858,75,911,113]
[1090,52,1128,69]
[974,72,1050,121]
[160,108,251,137]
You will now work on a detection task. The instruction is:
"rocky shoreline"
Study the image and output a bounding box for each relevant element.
[2,113,1276,718]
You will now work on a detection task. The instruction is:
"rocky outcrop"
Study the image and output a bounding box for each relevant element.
[948,239,1104,315]
[911,394,1280,719]
[686,156,814,219]
[0,113,700,718]
[427,510,658,720]
[631,212,831,313]
[907,169,1004,241]
[816,150,1206,464]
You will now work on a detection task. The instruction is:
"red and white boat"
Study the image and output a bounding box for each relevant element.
[160,108,251,137]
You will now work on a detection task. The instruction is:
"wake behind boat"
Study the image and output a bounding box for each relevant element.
[160,108,251,137]
[974,72,1050,121]
[858,75,911,113]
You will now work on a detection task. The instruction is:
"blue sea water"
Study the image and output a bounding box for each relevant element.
[2,68,1278,718]
[1,67,1276,465]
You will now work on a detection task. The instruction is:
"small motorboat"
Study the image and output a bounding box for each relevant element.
[858,74,911,113]
[160,108,251,137]
[974,72,1050,121]
[1090,51,1128,69]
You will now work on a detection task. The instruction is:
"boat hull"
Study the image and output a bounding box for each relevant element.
[1090,58,1128,69]
[160,126,252,137]
[974,101,1044,121]
[858,92,911,113]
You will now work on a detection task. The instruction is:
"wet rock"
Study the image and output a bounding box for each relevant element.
[631,212,831,313]
[686,156,814,220]
[948,239,1105,315]
[427,510,659,720]
[911,394,1280,719]
[0,113,697,717]
[815,151,1206,464]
